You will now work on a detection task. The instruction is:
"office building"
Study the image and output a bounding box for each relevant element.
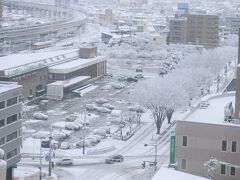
[0,82,22,180]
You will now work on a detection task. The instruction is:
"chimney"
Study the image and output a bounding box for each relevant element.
[234,29,240,118]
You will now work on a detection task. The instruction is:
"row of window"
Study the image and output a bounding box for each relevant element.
[181,159,236,177]
[6,148,18,160]
[222,140,237,152]
[0,130,20,147]
[0,113,19,128]
[0,96,19,110]
[182,136,238,153]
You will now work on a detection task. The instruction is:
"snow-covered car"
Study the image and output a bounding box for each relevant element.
[96,107,111,113]
[56,158,73,166]
[128,105,144,113]
[33,131,50,139]
[65,122,81,131]
[111,83,125,89]
[95,98,108,105]
[93,129,106,136]
[102,103,114,110]
[126,77,138,83]
[75,140,91,148]
[101,85,112,90]
[75,118,90,126]
[134,74,144,79]
[86,104,97,111]
[100,127,111,134]
[86,136,99,145]
[136,68,143,72]
[111,110,121,117]
[65,115,78,122]
[105,155,124,164]
[60,142,71,149]
[118,76,128,82]
[33,112,48,120]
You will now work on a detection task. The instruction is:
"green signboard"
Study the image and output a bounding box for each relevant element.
[170,134,176,164]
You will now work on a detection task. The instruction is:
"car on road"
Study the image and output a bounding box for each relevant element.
[136,68,143,72]
[126,77,138,82]
[105,155,124,164]
[56,158,73,166]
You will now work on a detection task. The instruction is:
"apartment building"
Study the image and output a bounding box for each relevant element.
[0,81,22,180]
[169,13,219,48]
[175,93,240,180]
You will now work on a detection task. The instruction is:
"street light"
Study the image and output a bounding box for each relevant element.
[144,143,158,171]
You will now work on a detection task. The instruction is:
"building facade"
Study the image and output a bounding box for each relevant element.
[176,120,240,180]
[0,82,22,180]
[168,13,219,48]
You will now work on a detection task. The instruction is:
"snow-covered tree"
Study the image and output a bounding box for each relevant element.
[131,76,188,134]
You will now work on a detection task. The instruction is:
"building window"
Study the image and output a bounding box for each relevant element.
[7,114,18,125]
[0,101,5,109]
[181,159,187,169]
[182,136,187,146]
[6,149,17,160]
[232,141,237,152]
[222,140,227,151]
[230,167,236,176]
[7,131,17,142]
[0,119,5,128]
[7,97,18,107]
[0,137,5,146]
[221,164,226,175]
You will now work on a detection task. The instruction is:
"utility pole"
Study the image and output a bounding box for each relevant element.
[83,106,86,155]
[39,138,42,180]
[49,105,53,177]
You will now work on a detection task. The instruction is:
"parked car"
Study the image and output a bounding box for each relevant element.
[134,74,144,79]
[65,122,81,131]
[65,115,78,122]
[111,83,125,89]
[86,104,97,111]
[96,107,111,113]
[105,155,124,164]
[33,112,48,120]
[126,77,138,82]
[95,98,108,104]
[41,139,50,148]
[75,140,91,148]
[102,103,114,110]
[56,158,73,166]
[136,68,143,72]
[60,142,71,149]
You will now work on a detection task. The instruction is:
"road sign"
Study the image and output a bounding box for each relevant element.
[45,154,51,162]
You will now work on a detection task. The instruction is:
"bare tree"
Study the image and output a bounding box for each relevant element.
[166,108,174,124]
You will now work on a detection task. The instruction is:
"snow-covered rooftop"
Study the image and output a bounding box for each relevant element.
[184,94,239,126]
[0,81,22,94]
[49,56,106,74]
[0,49,77,70]
[49,76,90,88]
[151,168,208,180]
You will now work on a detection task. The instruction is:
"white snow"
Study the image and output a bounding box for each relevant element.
[184,94,237,126]
[151,168,208,180]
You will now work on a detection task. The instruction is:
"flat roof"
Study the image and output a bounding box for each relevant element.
[48,76,90,88]
[0,81,22,94]
[184,94,238,126]
[0,49,77,70]
[152,168,208,180]
[49,56,106,74]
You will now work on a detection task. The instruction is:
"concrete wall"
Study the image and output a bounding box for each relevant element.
[176,120,240,180]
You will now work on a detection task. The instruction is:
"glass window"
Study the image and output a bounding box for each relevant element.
[0,101,5,109]
[232,141,237,152]
[222,140,227,151]
[6,149,17,159]
[7,131,17,142]
[230,167,236,176]
[7,114,18,125]
[221,164,226,175]
[183,136,187,146]
[0,119,4,128]
[0,137,5,146]
[7,97,18,107]
[181,159,186,169]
